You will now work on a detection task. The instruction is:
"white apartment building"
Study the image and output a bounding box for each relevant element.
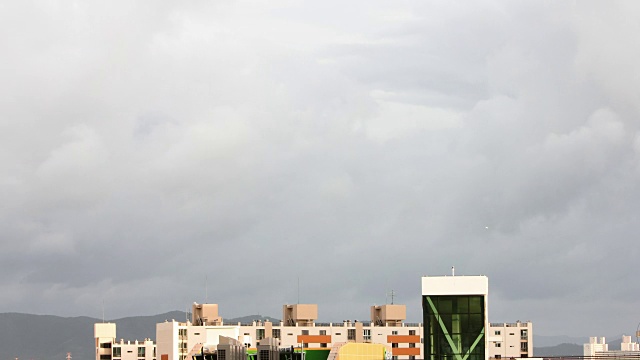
[584,336,640,358]
[95,323,156,360]
[487,322,533,359]
[155,303,423,360]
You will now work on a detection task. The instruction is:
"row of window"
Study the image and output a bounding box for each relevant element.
[493,342,529,350]
[494,330,528,337]
[247,328,416,341]
[110,346,152,357]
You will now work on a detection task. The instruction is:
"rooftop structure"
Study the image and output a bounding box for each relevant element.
[283,304,318,327]
[371,305,406,327]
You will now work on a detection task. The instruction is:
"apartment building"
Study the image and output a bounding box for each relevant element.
[155,303,422,360]
[95,323,157,360]
[584,336,640,358]
[487,321,533,359]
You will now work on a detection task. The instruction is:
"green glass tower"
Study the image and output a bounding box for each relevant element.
[422,276,488,360]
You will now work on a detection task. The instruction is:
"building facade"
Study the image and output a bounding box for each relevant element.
[422,275,489,360]
[95,323,157,360]
[487,322,533,359]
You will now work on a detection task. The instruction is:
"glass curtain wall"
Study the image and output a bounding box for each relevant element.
[423,295,485,360]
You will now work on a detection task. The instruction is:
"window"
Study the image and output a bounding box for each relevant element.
[272,329,281,339]
[320,330,326,335]
[392,357,398,360]
[256,329,265,340]
[509,333,514,336]
[194,333,200,336]
[179,329,187,336]
[336,333,341,335]
[521,342,528,351]
[218,350,226,360]
[495,356,501,359]
[348,329,356,340]
[100,343,112,348]
[392,331,398,335]
[409,357,415,360]
[495,343,501,348]
[113,347,122,357]
[392,343,398,348]
[409,343,415,348]
[423,295,485,360]
[100,356,111,360]
[259,350,270,360]
[521,330,528,339]
[409,330,416,336]
[302,330,309,335]
[363,329,371,342]
[138,347,146,357]
[494,331,501,336]
[320,343,327,348]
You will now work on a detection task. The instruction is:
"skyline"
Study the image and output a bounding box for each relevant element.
[2,0,640,338]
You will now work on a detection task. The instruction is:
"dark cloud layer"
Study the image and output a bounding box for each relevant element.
[1,0,639,337]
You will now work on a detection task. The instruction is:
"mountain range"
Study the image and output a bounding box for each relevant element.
[0,312,278,360]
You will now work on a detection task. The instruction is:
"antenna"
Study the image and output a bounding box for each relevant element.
[102,299,105,323]
[451,266,455,276]
[297,277,300,304]
[387,290,396,305]
[205,275,208,303]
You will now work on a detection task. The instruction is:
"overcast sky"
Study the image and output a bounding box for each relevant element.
[2,0,640,338]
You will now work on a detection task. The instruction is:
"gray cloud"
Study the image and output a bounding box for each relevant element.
[1,0,639,338]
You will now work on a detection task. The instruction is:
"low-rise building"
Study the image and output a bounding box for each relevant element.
[584,336,640,358]
[95,323,156,360]
[487,322,533,359]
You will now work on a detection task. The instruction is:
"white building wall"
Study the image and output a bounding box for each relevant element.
[156,321,180,360]
[488,322,533,359]
[113,340,155,360]
[156,321,240,360]
[584,337,608,357]
[236,322,423,359]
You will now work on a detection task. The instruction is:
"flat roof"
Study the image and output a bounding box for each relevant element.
[421,275,488,295]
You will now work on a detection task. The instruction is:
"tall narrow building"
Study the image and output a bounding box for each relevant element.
[422,275,488,360]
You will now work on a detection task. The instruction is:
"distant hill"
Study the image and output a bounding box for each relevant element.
[532,336,625,356]
[534,335,589,347]
[534,343,584,357]
[0,312,99,360]
[0,312,282,360]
